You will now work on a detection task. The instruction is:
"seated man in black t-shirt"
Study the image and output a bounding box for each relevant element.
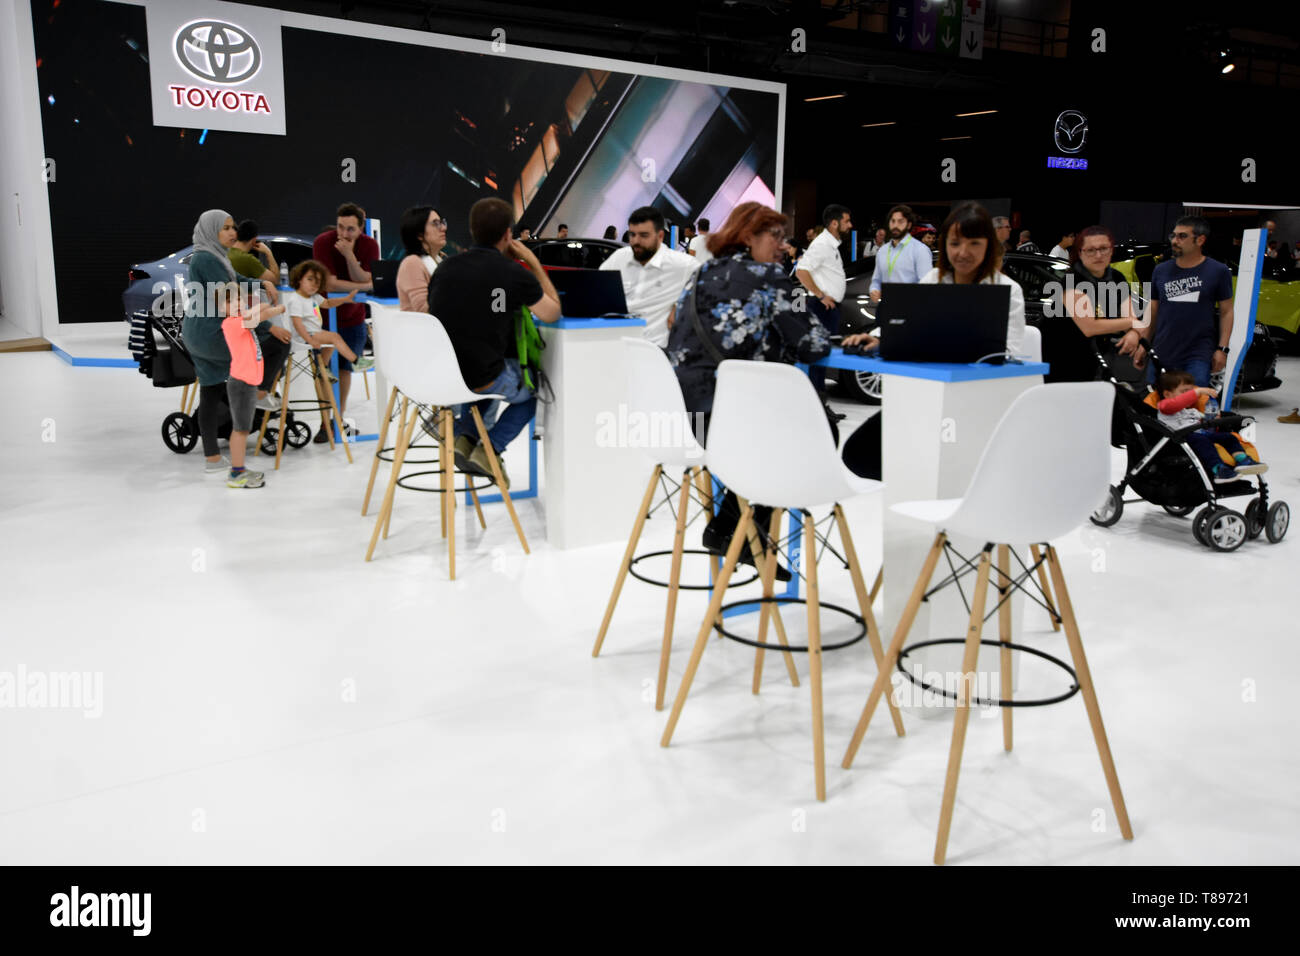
[427,198,560,488]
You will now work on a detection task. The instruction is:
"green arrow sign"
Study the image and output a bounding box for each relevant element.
[937,0,961,55]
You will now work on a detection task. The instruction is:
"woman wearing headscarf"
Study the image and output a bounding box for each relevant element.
[183,209,287,484]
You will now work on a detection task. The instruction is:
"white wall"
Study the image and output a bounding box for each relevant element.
[0,0,60,339]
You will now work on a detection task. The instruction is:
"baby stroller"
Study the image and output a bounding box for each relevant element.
[1089,343,1289,551]
[129,312,310,455]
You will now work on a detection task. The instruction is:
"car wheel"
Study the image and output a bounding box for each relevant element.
[162,412,197,454]
[1244,499,1265,539]
[1091,485,1123,527]
[1266,501,1290,543]
[1205,508,1247,552]
[841,369,882,405]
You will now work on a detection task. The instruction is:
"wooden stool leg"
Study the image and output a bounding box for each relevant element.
[1031,544,1061,631]
[835,505,905,738]
[804,516,827,802]
[1046,544,1133,841]
[438,407,448,539]
[655,470,694,710]
[363,367,370,400]
[934,549,994,866]
[274,360,291,470]
[318,353,353,464]
[748,507,800,694]
[869,566,883,606]
[383,399,409,541]
[365,406,416,561]
[593,466,661,657]
[997,544,1014,752]
[445,407,456,580]
[362,385,399,515]
[842,532,947,769]
[661,505,753,748]
[470,406,529,554]
[468,484,487,529]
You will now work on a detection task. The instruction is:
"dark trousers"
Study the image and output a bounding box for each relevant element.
[806,297,840,394]
[1186,429,1249,472]
[841,413,882,480]
[257,329,288,391]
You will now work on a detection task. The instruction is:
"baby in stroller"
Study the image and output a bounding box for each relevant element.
[1154,370,1268,482]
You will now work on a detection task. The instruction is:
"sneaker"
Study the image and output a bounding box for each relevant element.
[469,442,509,490]
[314,425,331,444]
[227,468,265,489]
[204,456,230,475]
[1278,408,1300,424]
[453,435,477,473]
[1234,459,1269,476]
[702,519,792,582]
[352,356,375,372]
[1211,463,1238,483]
[254,393,281,411]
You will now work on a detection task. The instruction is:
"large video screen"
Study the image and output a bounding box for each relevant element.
[32,0,781,322]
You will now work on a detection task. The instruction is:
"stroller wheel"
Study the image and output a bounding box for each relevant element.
[1162,502,1195,518]
[162,411,198,454]
[1090,485,1123,527]
[1266,501,1290,543]
[1205,508,1247,552]
[261,429,279,455]
[1193,507,1214,546]
[1244,499,1266,539]
[286,420,312,448]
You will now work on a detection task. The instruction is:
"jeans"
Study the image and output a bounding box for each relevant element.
[1148,353,1211,387]
[453,358,535,452]
[336,322,368,372]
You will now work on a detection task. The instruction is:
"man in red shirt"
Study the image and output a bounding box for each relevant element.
[311,202,377,440]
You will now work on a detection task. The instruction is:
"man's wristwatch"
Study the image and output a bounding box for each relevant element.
[1217,346,1230,355]
[1137,336,1151,349]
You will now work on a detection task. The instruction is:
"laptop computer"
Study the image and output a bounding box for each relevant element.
[370,259,400,300]
[548,269,630,318]
[876,282,1011,363]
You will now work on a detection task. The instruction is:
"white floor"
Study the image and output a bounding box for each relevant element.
[1,350,1298,865]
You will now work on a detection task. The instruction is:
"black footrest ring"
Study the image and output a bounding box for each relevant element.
[895,638,1079,708]
[714,598,865,652]
[628,549,759,590]
[396,469,495,494]
[375,442,439,465]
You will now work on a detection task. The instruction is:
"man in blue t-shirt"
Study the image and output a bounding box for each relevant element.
[1120,216,1234,386]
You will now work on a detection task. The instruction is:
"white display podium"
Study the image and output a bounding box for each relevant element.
[539,317,649,549]
[816,350,1049,712]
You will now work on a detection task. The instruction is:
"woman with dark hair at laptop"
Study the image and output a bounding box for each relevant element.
[840,202,1025,479]
[395,205,449,313]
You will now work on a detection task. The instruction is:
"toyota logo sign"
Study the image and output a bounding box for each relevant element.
[1053,110,1088,154]
[174,20,262,84]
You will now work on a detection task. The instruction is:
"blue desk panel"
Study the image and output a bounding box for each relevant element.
[815,348,1048,382]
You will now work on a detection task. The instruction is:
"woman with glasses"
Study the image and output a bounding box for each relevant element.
[395,206,449,313]
[1049,224,1145,382]
[668,201,832,571]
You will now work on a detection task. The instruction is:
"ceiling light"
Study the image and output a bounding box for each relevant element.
[940,135,972,141]
[1222,63,1236,73]
[955,110,997,117]
[861,121,896,127]
[804,93,846,102]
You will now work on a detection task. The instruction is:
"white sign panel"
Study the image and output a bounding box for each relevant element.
[145,0,285,136]
[1222,228,1263,410]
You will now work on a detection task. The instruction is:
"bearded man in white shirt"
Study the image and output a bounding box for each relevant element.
[795,203,851,393]
[599,206,700,347]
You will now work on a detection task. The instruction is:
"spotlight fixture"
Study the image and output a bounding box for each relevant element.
[1222,62,1236,74]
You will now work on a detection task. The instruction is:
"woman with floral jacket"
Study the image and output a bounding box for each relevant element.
[667,202,831,414]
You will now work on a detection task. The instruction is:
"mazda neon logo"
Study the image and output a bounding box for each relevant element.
[1053,110,1087,154]
[174,20,262,85]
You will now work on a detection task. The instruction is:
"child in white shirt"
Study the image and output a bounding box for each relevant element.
[285,260,373,371]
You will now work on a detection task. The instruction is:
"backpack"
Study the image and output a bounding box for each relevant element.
[514,305,548,397]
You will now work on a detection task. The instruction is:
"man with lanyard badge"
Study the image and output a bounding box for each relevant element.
[868,204,932,303]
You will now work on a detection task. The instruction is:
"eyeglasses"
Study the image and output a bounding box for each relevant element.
[1081,245,1113,255]
[1170,231,1194,240]
[430,219,448,229]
